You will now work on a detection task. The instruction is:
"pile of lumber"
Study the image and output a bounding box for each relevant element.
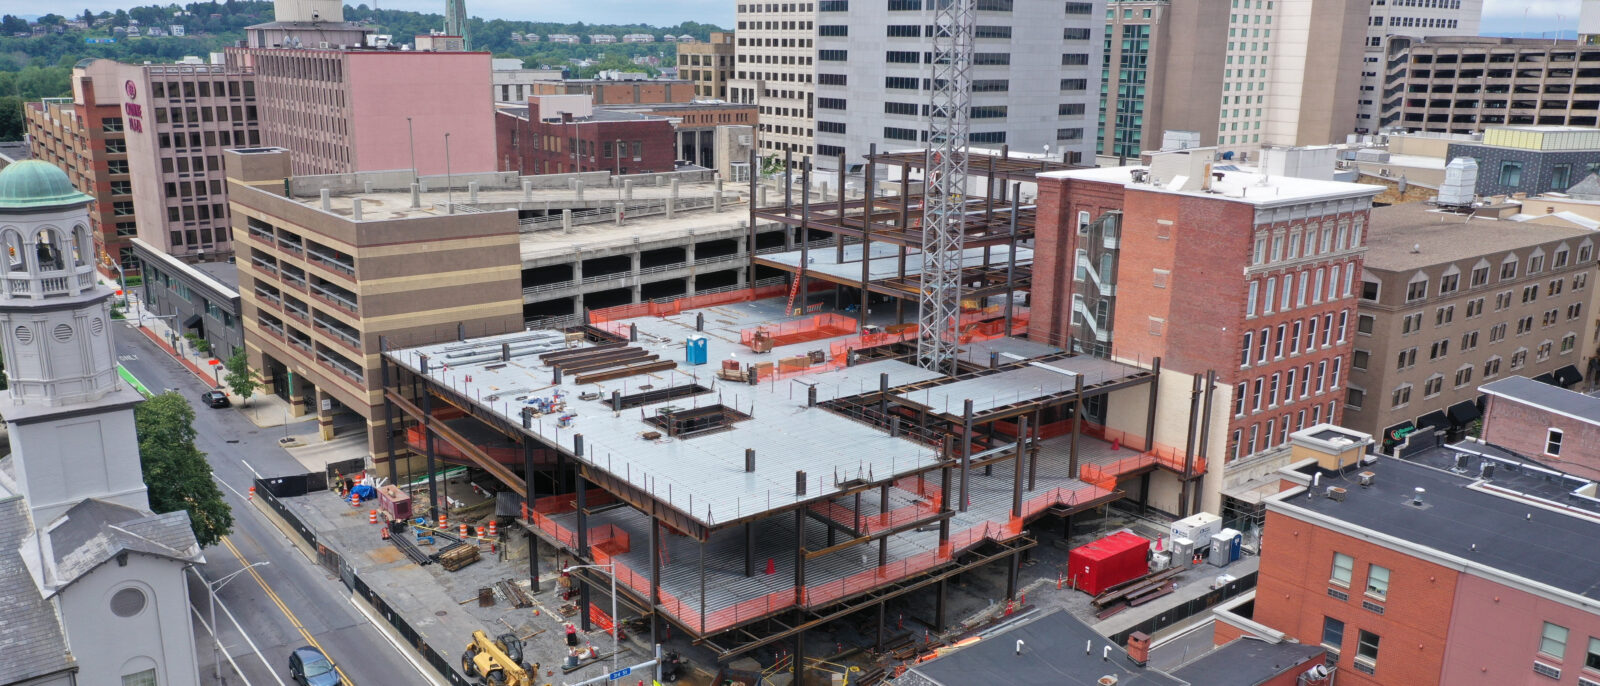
[437,542,481,571]
[1091,567,1181,619]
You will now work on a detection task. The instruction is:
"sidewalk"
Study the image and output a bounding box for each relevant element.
[125,294,294,430]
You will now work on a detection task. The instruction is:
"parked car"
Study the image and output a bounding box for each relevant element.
[288,646,340,686]
[200,389,230,408]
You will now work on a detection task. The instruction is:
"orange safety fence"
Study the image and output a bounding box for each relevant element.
[740,313,859,348]
[589,283,790,333]
[1082,423,1208,476]
[809,496,942,537]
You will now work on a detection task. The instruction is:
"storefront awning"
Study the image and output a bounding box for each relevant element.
[1533,372,1557,385]
[1416,410,1450,432]
[1447,400,1481,425]
[182,313,202,329]
[1554,364,1583,388]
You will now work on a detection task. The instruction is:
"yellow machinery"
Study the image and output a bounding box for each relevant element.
[461,630,533,685]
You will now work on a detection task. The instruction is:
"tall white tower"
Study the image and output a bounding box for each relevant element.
[0,161,149,525]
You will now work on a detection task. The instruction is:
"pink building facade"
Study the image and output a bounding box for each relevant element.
[226,48,495,177]
[1442,573,1600,686]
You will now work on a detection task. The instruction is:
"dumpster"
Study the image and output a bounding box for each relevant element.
[1067,531,1150,595]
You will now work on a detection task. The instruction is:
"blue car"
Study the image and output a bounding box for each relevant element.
[288,646,340,686]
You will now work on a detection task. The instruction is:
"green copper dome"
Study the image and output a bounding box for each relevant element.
[0,161,94,211]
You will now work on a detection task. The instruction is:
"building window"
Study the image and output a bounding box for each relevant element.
[1331,552,1354,586]
[1547,429,1564,456]
[1346,387,1364,410]
[1392,384,1412,408]
[1585,637,1600,671]
[1406,276,1428,302]
[1357,630,1381,667]
[1543,622,1570,659]
[122,670,158,686]
[1322,616,1345,652]
[1366,564,1390,599]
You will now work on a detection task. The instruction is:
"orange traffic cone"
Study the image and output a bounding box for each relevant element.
[248,485,256,501]
[489,520,498,537]
[369,509,378,524]
[351,493,361,508]
[438,514,447,529]
[460,523,469,538]
[476,526,486,540]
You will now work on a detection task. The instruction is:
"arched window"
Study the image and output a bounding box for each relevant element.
[72,224,91,267]
[0,229,23,274]
[34,229,64,272]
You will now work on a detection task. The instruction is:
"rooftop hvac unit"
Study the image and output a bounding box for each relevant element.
[318,41,330,49]
[1437,157,1478,206]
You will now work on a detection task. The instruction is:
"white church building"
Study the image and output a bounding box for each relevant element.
[0,161,204,686]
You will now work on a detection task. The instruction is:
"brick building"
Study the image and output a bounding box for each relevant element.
[602,101,758,168]
[1345,203,1595,444]
[98,58,261,261]
[24,76,137,274]
[1479,375,1600,480]
[493,95,675,175]
[224,47,495,177]
[527,78,696,106]
[1256,453,1600,685]
[1032,148,1382,474]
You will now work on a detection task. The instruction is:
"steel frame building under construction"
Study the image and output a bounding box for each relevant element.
[377,287,1210,679]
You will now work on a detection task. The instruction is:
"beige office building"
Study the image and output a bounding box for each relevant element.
[227,148,523,471]
[729,2,816,168]
[1103,0,1368,161]
[1380,37,1600,134]
[1346,202,1598,442]
[676,31,735,100]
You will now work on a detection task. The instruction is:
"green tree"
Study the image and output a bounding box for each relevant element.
[37,14,65,26]
[81,9,95,25]
[0,96,22,141]
[136,391,232,548]
[0,16,29,35]
[223,347,258,405]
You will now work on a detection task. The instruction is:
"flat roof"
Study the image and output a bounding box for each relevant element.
[294,176,731,225]
[893,357,1144,417]
[192,260,239,290]
[495,104,668,123]
[1045,164,1382,207]
[1361,202,1594,272]
[1403,440,1600,518]
[1170,639,1324,686]
[389,298,949,526]
[1277,456,1600,602]
[758,241,1032,284]
[1480,375,1600,426]
[905,610,1185,686]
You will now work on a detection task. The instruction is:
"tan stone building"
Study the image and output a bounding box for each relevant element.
[226,148,523,473]
[1346,202,1599,444]
[675,31,734,100]
[24,83,137,274]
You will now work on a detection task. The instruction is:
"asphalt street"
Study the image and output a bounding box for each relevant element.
[115,319,434,686]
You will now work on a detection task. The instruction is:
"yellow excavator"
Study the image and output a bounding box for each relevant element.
[461,630,535,685]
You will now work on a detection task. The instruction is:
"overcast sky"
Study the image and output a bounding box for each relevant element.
[4,0,1581,33]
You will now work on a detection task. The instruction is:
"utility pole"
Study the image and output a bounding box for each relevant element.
[916,0,976,376]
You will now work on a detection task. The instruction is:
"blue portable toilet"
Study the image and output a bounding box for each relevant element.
[686,335,709,365]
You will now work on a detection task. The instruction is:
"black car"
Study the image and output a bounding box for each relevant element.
[200,389,230,408]
[288,646,340,686]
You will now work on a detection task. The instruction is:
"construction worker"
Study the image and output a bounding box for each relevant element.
[565,623,579,648]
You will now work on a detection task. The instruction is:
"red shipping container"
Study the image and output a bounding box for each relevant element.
[1067,531,1150,595]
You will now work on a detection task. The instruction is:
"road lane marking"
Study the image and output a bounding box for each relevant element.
[190,600,264,686]
[191,567,286,686]
[241,459,263,479]
[220,535,354,686]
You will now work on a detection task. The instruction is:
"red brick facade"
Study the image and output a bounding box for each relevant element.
[1480,393,1600,481]
[495,103,676,175]
[1030,172,1369,461]
[1254,508,1460,686]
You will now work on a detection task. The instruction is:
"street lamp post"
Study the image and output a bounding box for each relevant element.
[407,116,418,185]
[444,132,454,213]
[615,138,623,176]
[195,561,270,683]
[563,563,619,676]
